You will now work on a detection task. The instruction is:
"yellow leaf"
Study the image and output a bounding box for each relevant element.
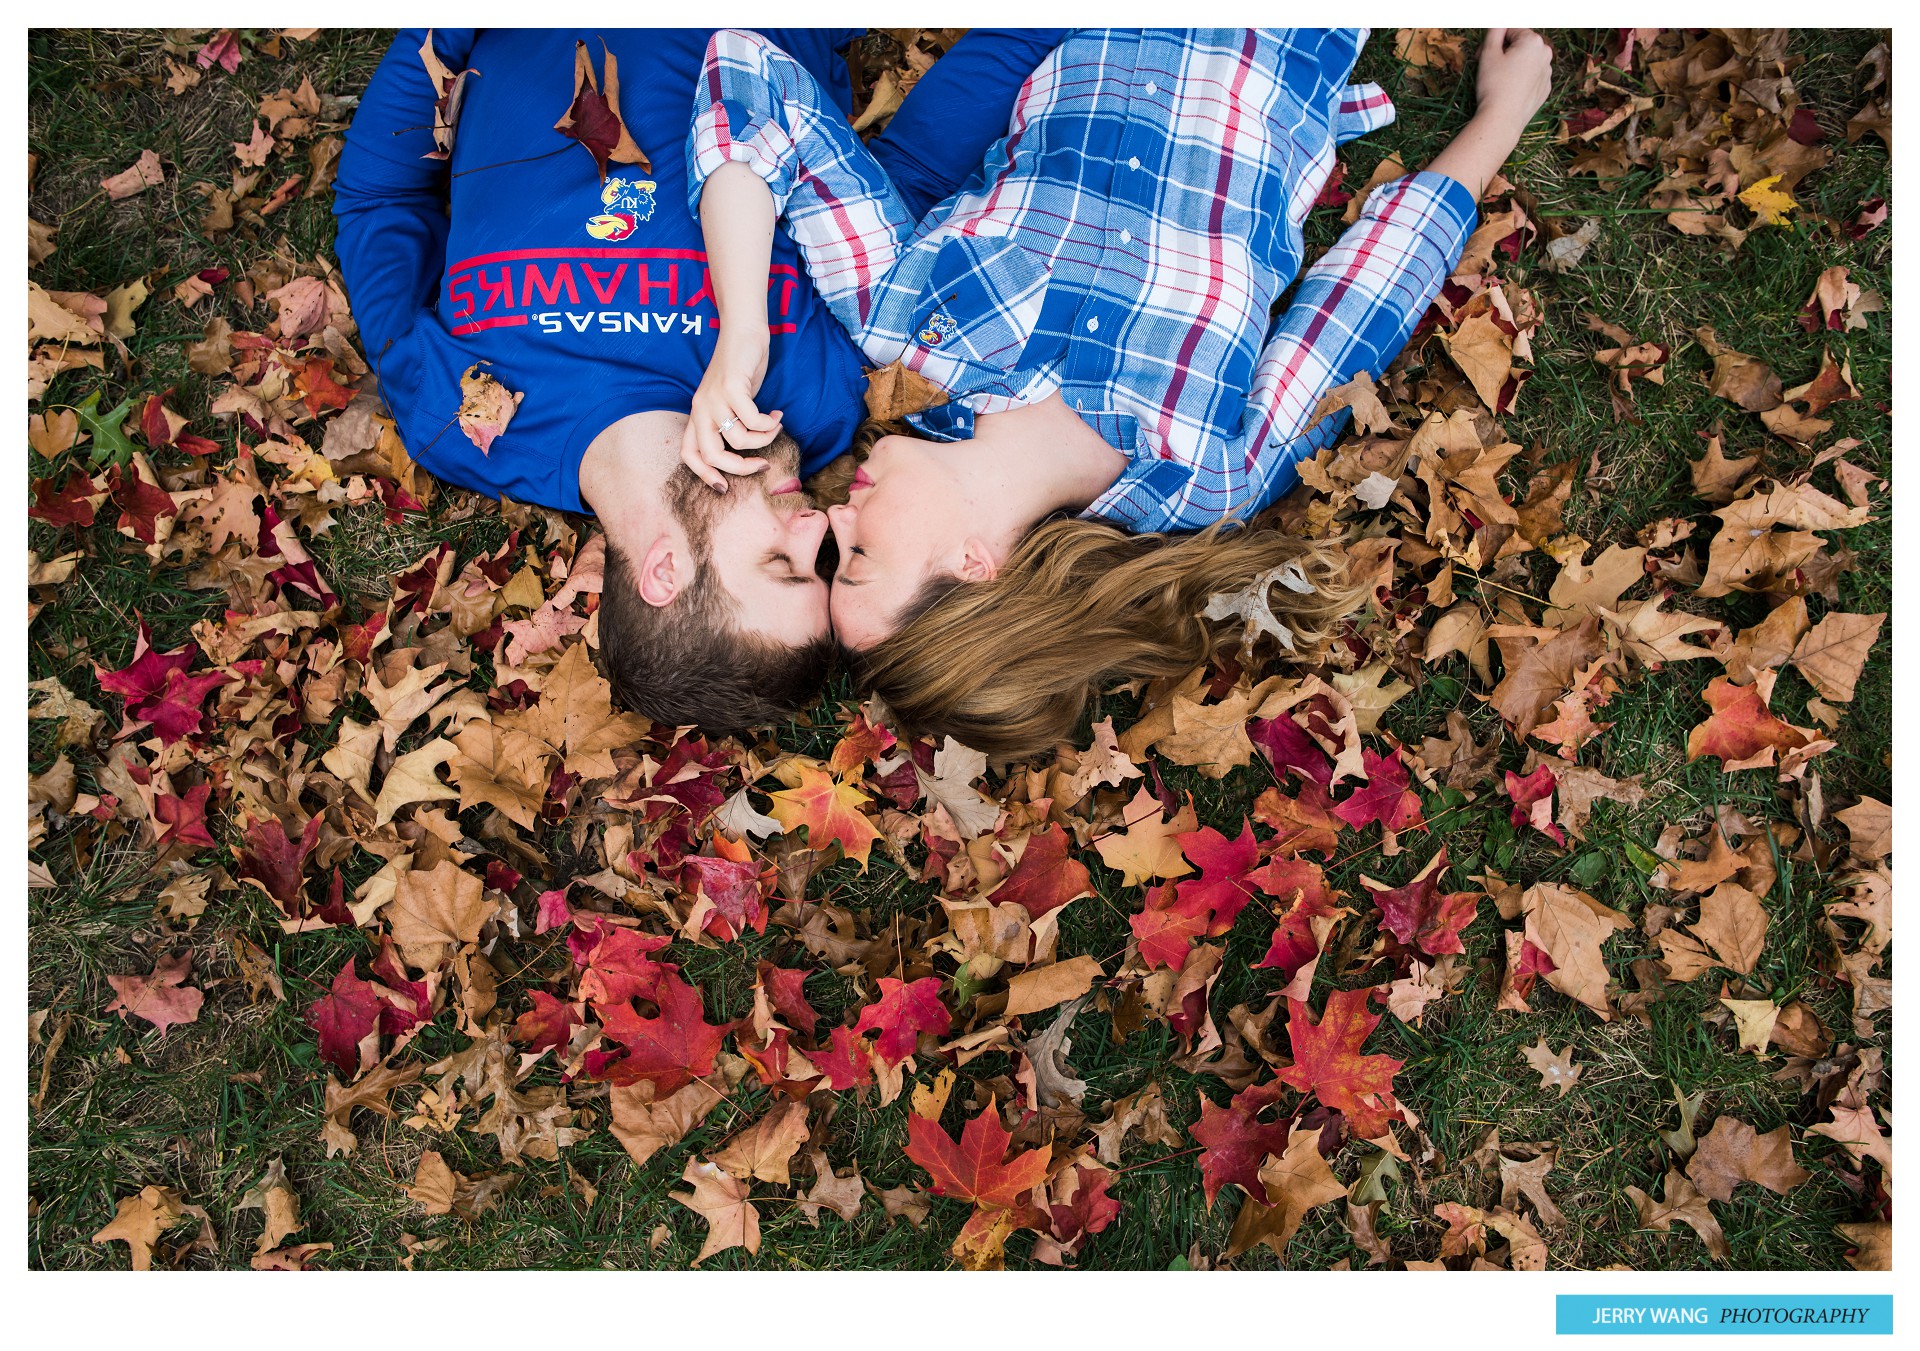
[1737,174,1796,227]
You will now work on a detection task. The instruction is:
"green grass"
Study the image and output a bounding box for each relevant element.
[28,28,1890,1271]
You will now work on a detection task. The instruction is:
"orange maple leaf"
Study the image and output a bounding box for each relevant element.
[1685,674,1814,770]
[905,1101,1051,1209]
[767,765,880,869]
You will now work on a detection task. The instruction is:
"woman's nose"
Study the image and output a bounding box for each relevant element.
[827,502,855,538]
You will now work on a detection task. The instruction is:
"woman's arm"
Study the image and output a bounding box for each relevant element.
[1426,29,1554,200]
[866,29,1068,221]
[1086,29,1554,531]
[682,29,919,486]
[682,162,782,489]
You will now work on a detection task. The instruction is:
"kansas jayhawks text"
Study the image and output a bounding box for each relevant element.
[443,248,805,338]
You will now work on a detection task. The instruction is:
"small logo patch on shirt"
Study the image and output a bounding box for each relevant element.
[917,307,959,348]
[584,176,658,241]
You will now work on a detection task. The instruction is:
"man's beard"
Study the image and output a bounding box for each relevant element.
[664,433,809,552]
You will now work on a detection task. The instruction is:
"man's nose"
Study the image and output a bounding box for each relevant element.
[787,507,829,567]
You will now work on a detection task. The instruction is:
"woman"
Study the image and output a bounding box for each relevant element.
[683,29,1554,756]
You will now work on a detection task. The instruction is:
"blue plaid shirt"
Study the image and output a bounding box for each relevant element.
[691,28,1478,532]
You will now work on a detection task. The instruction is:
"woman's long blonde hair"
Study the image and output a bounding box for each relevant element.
[852,517,1365,759]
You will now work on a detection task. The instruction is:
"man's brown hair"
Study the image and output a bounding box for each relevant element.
[597,457,830,736]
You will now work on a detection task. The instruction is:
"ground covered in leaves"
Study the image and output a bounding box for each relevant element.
[28,28,1892,1271]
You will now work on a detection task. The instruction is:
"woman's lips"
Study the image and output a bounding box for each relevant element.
[851,467,875,490]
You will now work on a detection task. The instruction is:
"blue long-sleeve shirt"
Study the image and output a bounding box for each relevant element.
[335,28,1065,513]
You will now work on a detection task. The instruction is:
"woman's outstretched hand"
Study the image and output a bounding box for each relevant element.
[681,326,783,492]
[1475,28,1554,130]
[1425,29,1556,201]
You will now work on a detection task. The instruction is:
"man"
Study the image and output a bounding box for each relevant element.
[334,28,1062,732]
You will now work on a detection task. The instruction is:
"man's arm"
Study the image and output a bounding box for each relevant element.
[333,29,477,372]
[866,29,1068,222]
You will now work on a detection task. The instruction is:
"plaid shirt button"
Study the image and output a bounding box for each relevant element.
[1087,317,1099,333]
[1127,156,1141,170]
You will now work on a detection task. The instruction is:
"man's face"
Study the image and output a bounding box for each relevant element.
[674,437,831,647]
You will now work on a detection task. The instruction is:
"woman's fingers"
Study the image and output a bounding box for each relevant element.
[681,423,729,492]
[724,396,782,439]
[704,445,771,476]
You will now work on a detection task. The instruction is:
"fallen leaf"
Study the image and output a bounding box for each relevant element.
[104,951,204,1036]
[671,1158,758,1264]
[1521,1038,1581,1097]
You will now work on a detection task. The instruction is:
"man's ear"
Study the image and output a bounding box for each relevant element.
[636,536,684,607]
[955,537,1000,583]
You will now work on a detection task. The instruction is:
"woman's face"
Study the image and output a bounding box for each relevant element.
[826,434,967,651]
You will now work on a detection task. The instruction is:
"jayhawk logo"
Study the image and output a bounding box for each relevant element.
[917,308,959,348]
[585,176,657,241]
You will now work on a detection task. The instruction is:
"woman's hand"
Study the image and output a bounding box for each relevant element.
[1474,28,1554,131]
[681,325,783,492]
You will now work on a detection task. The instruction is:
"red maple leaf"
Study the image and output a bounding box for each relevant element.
[1503,765,1565,846]
[1276,989,1405,1140]
[305,959,381,1074]
[988,824,1092,919]
[755,961,819,1036]
[107,465,177,544]
[1129,880,1213,972]
[553,39,650,181]
[1252,781,1343,858]
[369,938,433,1039]
[295,357,355,417]
[138,392,183,447]
[151,783,215,850]
[28,470,102,528]
[736,1027,819,1099]
[534,885,573,935]
[1364,846,1482,958]
[680,840,770,941]
[143,667,231,744]
[1254,894,1342,988]
[1510,938,1556,1002]
[596,973,730,1095]
[195,29,241,72]
[1174,820,1262,935]
[106,951,205,1037]
[1686,676,1814,769]
[1043,1162,1122,1249]
[1312,161,1353,211]
[95,621,195,708]
[1248,712,1334,788]
[234,813,322,917]
[852,976,951,1066]
[1332,748,1424,834]
[339,610,388,665]
[1189,1081,1293,1207]
[813,1023,875,1090]
[575,926,676,1006]
[906,1102,1051,1208]
[512,990,582,1055]
[639,735,730,825]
